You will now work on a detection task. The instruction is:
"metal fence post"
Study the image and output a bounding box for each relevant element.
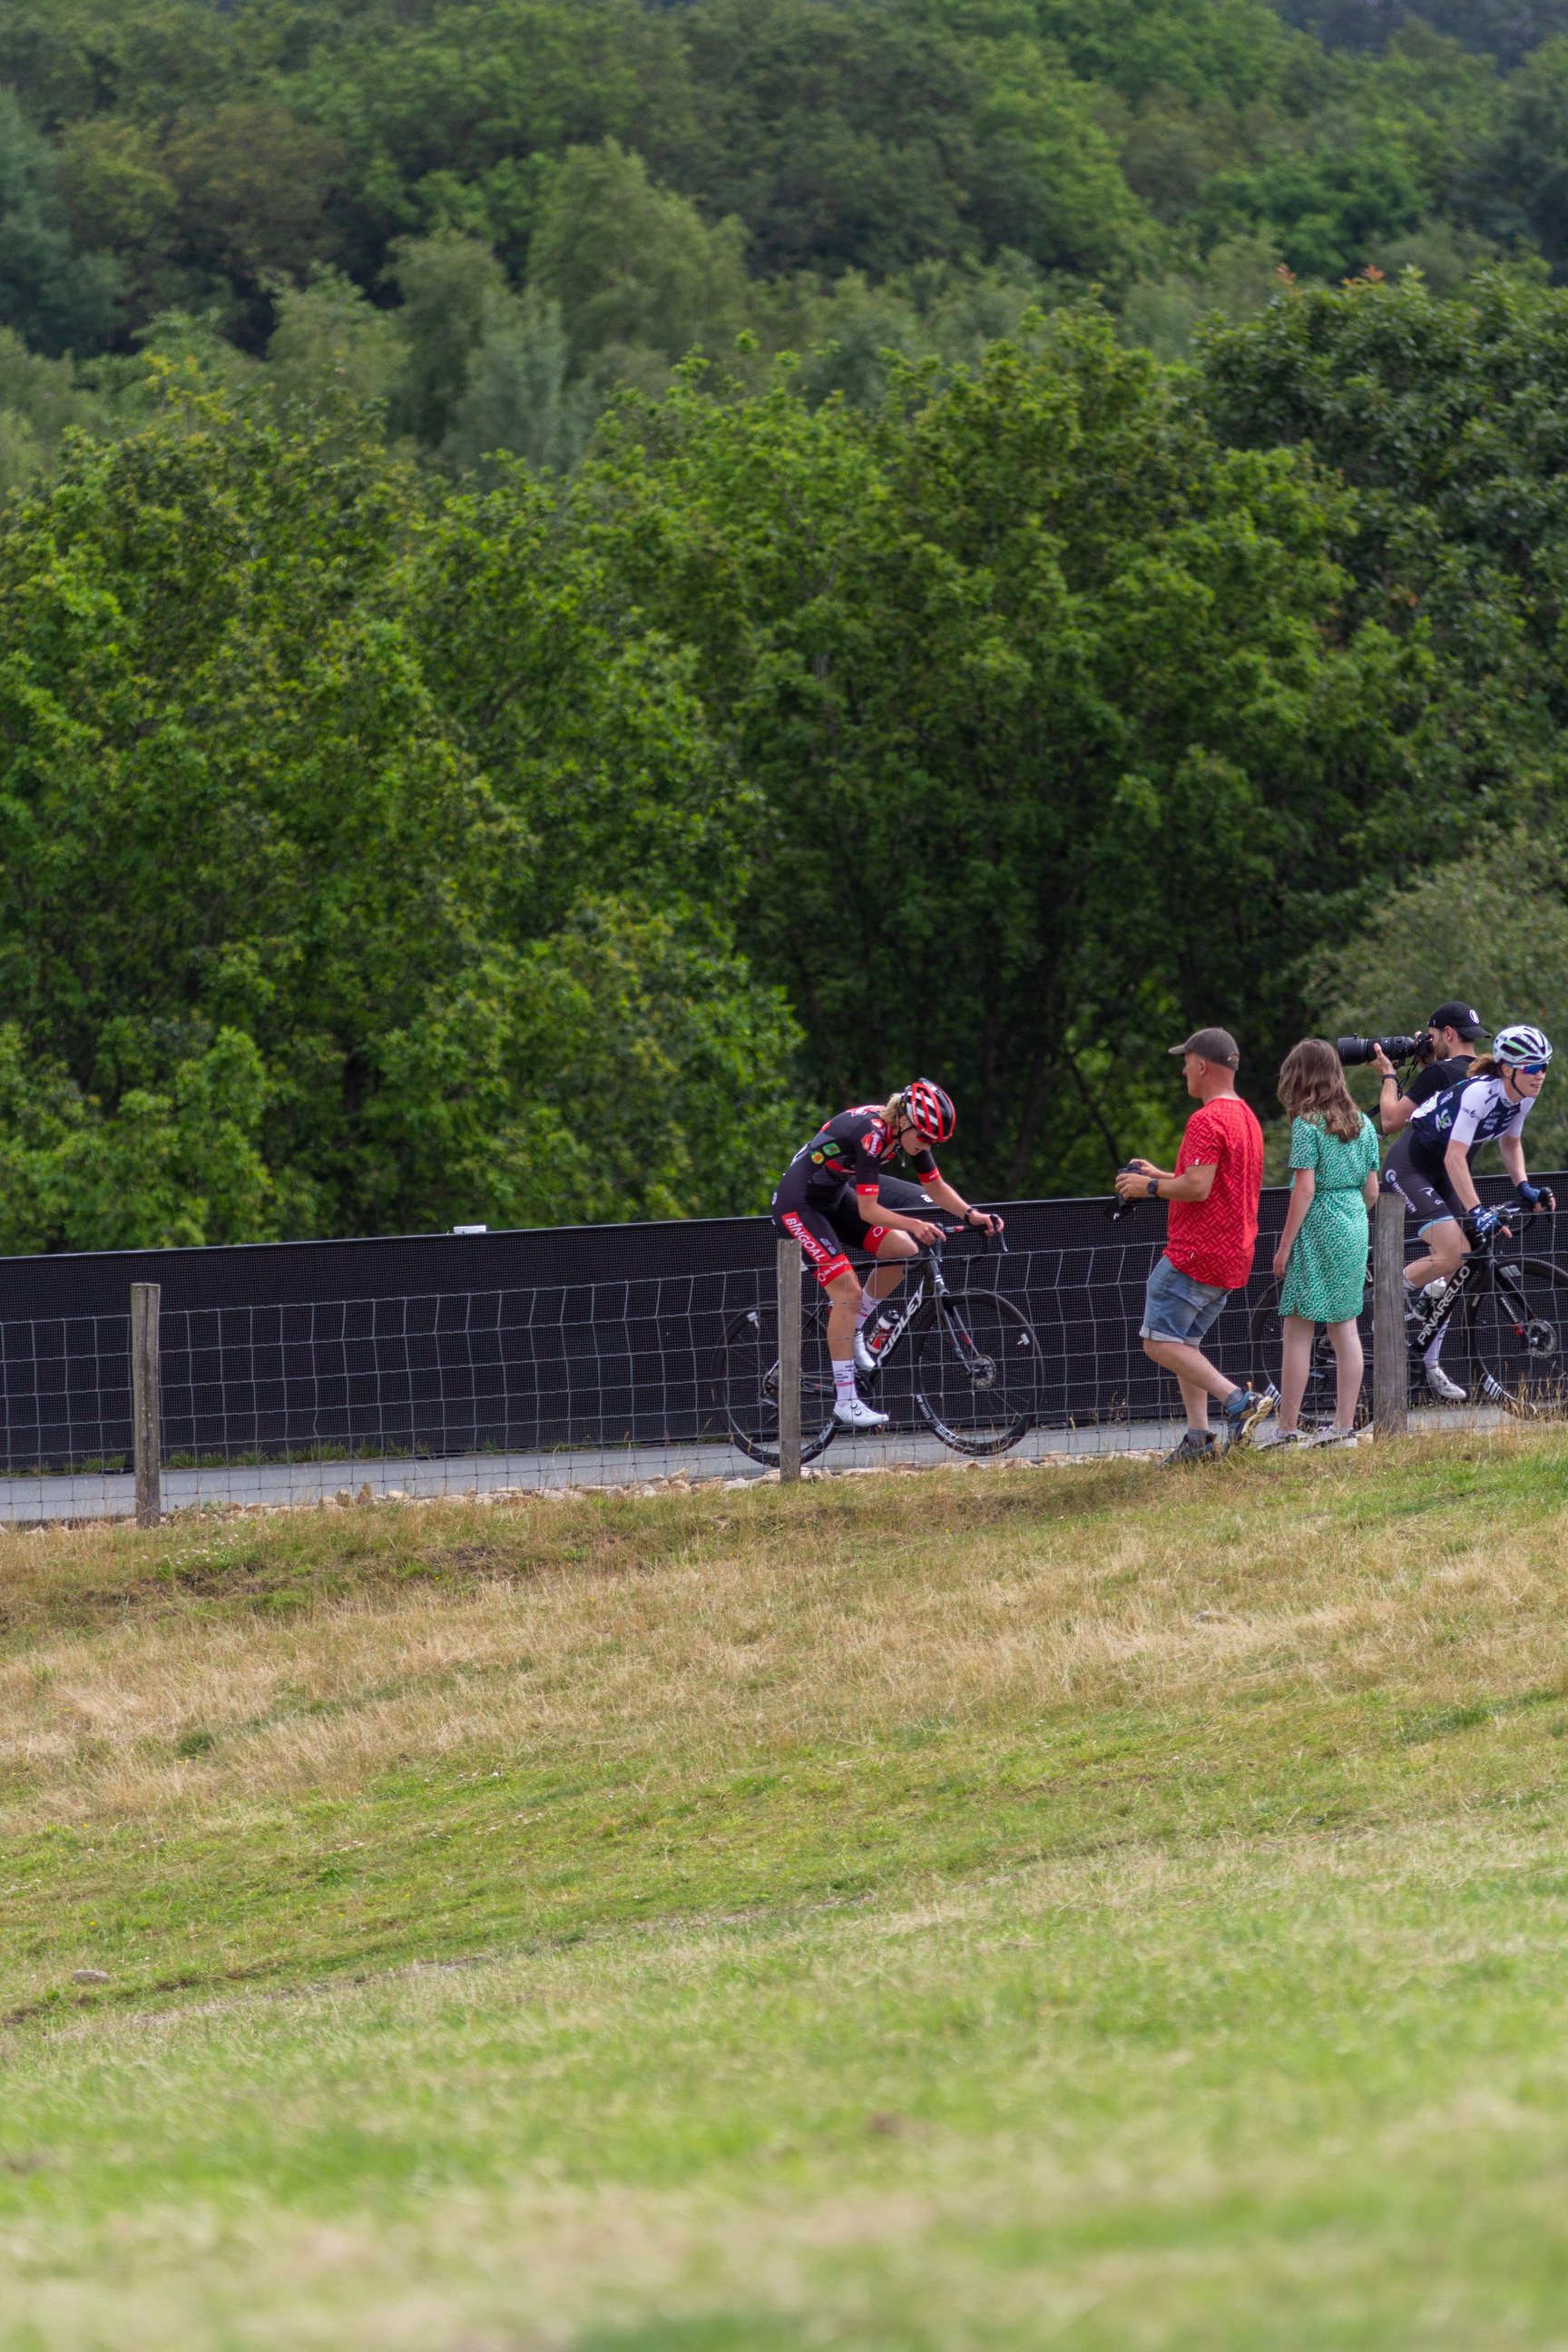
[776,1239,801,1484]
[1372,1187,1407,1442]
[132,1282,162,1528]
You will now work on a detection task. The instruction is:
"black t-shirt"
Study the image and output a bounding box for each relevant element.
[1401,1054,1474,1110]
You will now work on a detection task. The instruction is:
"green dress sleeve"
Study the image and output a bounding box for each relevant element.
[1289,1115,1321,1173]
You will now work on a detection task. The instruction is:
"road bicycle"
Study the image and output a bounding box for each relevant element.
[716,1225,1041,1466]
[1245,1211,1568,1420]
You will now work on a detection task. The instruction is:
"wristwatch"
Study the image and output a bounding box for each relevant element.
[1146,1178,1160,1198]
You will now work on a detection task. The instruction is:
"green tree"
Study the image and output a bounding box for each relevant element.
[0,389,804,1241]
[1197,270,1568,778]
[584,316,1436,1195]
[1317,833,1568,1168]
[527,138,749,370]
[0,87,123,356]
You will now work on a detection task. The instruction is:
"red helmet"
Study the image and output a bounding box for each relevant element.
[900,1078,956,1144]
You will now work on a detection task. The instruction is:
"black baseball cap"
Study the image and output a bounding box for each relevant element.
[1429,1001,1490,1040]
[1167,1026,1240,1066]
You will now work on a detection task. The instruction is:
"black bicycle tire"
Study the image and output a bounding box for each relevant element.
[716,1302,838,1466]
[910,1288,1037,1456]
[1448,1254,1568,1413]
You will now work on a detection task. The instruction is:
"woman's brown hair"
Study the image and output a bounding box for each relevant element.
[1277,1037,1365,1142]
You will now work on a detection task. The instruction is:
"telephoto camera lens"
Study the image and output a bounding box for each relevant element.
[1337,1033,1425,1067]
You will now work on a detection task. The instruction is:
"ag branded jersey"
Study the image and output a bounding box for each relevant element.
[783,1105,941,1206]
[1406,1073,1534,1178]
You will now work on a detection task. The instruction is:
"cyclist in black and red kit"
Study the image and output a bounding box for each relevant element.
[771,1080,1004,1431]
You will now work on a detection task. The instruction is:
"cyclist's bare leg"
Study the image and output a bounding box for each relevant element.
[1404,1216,1466,1292]
[823,1269,863,1363]
[865,1230,918,1302]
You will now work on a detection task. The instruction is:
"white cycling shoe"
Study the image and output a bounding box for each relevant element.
[853,1328,877,1375]
[1426,1362,1467,1402]
[834,1394,890,1431]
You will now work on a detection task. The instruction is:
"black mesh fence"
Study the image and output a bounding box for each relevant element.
[0,1170,1556,1514]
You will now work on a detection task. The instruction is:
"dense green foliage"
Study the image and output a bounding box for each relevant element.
[4,4,1568,1244]
[0,0,1563,465]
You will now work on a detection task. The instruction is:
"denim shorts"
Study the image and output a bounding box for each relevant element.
[1140,1252,1230,1345]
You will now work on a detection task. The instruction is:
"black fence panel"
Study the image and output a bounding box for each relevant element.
[0,1172,1553,1474]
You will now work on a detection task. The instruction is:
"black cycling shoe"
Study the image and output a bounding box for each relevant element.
[1161,1430,1218,1466]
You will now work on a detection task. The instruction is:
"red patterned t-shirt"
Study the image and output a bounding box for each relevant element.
[1164,1094,1263,1292]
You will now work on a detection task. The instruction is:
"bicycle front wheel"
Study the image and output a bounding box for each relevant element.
[912,1289,1038,1455]
[715,1299,838,1465]
[1449,1257,1568,1413]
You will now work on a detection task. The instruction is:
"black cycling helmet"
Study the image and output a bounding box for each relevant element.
[900,1078,956,1144]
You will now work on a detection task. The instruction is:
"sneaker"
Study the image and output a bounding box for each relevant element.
[1304,1424,1359,1448]
[1161,1429,1218,1466]
[1220,1387,1275,1448]
[1425,1362,1467,1403]
[1251,1423,1303,1451]
[833,1394,890,1431]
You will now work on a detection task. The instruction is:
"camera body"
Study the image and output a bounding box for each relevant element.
[1105,1161,1146,1222]
[1336,1032,1431,1069]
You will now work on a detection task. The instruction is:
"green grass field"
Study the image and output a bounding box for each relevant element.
[5,1433,1568,2349]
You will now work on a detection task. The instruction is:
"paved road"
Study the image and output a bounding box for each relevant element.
[0,1405,1515,1524]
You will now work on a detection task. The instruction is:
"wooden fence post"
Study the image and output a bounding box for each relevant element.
[1372,1187,1407,1442]
[132,1283,162,1529]
[776,1239,801,1484]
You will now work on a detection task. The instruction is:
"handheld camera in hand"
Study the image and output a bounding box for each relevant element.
[1336,1032,1432,1069]
[1105,1162,1147,1223]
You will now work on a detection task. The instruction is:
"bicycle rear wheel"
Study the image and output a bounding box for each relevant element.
[912,1289,1038,1455]
[716,1299,838,1465]
[1447,1257,1568,1412]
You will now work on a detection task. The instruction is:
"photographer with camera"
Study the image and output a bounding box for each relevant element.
[1340,1000,1486,1401]
[1379,1022,1556,1397]
[1360,1001,1489,1136]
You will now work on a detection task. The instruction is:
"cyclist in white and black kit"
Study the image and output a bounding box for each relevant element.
[1381,1022,1556,1396]
[771,1080,1003,1431]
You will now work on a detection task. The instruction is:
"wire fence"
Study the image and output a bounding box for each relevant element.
[0,1171,1560,1522]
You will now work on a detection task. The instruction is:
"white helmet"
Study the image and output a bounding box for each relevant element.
[1494,1022,1553,1068]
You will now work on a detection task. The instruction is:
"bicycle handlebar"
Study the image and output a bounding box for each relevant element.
[920,1220,1007,1257]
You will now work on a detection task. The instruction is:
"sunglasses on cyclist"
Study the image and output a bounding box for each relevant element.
[1508,1060,1550,1076]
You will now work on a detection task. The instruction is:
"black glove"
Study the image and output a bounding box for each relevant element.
[1464,1203,1503,1243]
[1516,1181,1556,1213]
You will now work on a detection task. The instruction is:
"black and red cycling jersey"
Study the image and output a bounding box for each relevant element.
[781,1104,941,1206]
[771,1105,943,1287]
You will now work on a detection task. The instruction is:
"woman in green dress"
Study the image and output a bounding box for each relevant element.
[1264,1038,1381,1449]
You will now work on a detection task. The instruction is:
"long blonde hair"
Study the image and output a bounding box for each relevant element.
[879,1091,904,1125]
[1278,1038,1364,1143]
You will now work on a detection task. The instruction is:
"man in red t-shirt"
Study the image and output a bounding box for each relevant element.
[1113,1025,1271,1464]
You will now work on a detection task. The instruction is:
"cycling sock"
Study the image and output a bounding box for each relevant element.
[833,1358,858,1404]
[1423,1333,1446,1369]
[855,1291,877,1331]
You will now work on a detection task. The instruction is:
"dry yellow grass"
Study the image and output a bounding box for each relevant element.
[0,1436,1563,1841]
[4,1433,1568,2348]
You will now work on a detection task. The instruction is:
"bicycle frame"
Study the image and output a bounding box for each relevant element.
[860,1227,999,1377]
[1408,1226,1545,1355]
